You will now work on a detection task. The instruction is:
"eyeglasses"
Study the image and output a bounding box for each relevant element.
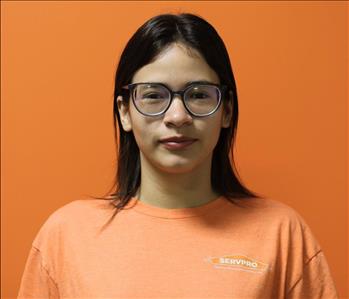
[121,82,228,117]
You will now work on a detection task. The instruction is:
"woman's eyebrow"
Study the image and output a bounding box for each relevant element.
[183,80,216,87]
[143,80,218,89]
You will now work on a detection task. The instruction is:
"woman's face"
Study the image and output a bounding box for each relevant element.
[117,42,233,174]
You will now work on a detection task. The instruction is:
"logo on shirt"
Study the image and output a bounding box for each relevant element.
[204,254,270,273]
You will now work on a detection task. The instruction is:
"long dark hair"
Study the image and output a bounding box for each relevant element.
[91,12,265,226]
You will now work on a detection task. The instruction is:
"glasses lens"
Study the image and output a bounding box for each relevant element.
[185,85,220,115]
[132,83,221,116]
[133,84,170,115]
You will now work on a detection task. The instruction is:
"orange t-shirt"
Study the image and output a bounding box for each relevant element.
[17,196,339,298]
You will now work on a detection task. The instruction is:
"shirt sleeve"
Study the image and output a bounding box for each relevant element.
[286,249,339,299]
[17,245,60,299]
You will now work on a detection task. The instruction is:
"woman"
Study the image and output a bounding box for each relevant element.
[18,13,338,298]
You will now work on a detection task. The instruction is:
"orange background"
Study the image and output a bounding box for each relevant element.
[1,1,348,298]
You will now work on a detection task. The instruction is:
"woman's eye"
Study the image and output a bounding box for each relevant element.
[144,93,163,99]
[190,93,207,99]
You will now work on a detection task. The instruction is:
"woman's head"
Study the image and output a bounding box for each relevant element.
[117,42,233,175]
[96,12,263,216]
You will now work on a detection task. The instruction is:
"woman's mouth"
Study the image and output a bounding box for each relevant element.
[159,140,197,150]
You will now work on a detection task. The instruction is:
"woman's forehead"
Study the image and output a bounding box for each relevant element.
[131,45,219,87]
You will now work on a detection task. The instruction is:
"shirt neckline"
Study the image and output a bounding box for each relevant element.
[124,195,230,219]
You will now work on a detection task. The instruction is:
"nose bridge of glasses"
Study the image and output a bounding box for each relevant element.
[163,94,193,122]
[169,90,189,111]
[171,90,185,100]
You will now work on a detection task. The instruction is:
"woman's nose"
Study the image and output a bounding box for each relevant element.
[163,95,193,127]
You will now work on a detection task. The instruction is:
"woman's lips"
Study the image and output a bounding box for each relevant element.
[160,140,197,150]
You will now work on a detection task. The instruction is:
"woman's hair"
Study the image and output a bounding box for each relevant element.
[91,12,265,226]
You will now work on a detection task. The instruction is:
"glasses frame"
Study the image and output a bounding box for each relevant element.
[121,82,228,117]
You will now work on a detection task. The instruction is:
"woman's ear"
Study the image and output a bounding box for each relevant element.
[221,90,233,128]
[116,96,132,132]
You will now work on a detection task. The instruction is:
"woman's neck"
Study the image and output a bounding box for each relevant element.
[135,151,220,209]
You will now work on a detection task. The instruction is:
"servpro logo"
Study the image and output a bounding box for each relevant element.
[204,254,270,273]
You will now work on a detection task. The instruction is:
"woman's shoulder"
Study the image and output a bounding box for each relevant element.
[38,198,112,224]
[229,196,306,222]
[228,197,319,239]
[31,198,114,248]
[52,198,114,217]
[230,196,323,252]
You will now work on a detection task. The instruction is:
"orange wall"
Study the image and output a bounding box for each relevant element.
[1,1,348,298]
